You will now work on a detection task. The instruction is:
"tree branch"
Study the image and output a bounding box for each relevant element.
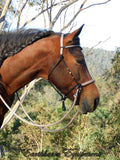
[20,0,70,29]
[0,0,12,29]
[61,6,82,31]
[82,0,112,11]
[52,0,79,29]
[0,16,5,23]
[17,0,28,29]
[61,0,87,31]
[61,0,111,31]
[85,37,111,56]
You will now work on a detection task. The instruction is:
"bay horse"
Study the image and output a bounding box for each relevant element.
[0,25,99,128]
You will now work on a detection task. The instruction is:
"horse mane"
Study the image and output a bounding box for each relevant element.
[0,29,56,66]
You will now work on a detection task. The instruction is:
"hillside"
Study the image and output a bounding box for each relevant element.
[84,48,114,78]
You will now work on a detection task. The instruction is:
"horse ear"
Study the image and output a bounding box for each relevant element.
[73,24,85,40]
[64,24,85,42]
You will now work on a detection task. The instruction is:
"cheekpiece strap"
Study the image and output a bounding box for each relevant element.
[60,34,64,56]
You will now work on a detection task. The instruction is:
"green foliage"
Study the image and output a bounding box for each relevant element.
[111,49,120,89]
[104,48,120,93]
[0,0,5,13]
[28,0,43,7]
[88,102,120,155]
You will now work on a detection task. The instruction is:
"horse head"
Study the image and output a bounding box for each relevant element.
[48,25,100,114]
[0,25,100,128]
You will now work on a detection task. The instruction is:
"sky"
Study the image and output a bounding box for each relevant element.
[10,0,119,51]
[77,0,120,51]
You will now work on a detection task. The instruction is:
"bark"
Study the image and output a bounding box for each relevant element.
[0,0,12,29]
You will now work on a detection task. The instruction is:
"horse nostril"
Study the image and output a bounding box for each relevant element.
[94,98,99,110]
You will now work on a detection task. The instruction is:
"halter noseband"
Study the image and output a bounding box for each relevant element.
[48,34,95,111]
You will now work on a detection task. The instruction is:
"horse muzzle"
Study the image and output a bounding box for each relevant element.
[79,97,100,114]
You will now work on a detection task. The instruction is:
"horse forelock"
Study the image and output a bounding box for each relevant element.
[0,29,56,66]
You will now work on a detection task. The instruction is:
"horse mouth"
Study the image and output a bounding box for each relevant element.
[81,104,90,114]
[80,98,99,114]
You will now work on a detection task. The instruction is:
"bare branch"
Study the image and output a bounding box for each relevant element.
[0,0,12,29]
[61,7,82,31]
[47,0,53,29]
[17,0,28,29]
[85,37,111,56]
[42,2,47,29]
[18,0,111,30]
[82,0,112,11]
[52,0,79,29]
[7,0,24,31]
[20,0,70,29]
[20,7,50,29]
[62,4,76,33]
[61,0,87,31]
[63,6,68,30]
[0,16,5,23]
[61,0,111,31]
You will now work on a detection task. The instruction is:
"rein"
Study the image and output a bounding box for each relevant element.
[0,89,79,132]
[0,34,94,132]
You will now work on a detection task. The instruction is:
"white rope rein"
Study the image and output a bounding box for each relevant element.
[0,92,79,132]
[0,79,38,129]
[17,92,78,127]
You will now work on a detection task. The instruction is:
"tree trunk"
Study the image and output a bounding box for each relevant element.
[0,0,12,30]
[0,145,3,158]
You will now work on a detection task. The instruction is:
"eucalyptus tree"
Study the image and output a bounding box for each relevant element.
[0,0,111,31]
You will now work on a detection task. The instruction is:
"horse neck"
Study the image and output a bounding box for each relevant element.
[0,37,59,95]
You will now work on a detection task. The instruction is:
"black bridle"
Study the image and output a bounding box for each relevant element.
[48,34,94,111]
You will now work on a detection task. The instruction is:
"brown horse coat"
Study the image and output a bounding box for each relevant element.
[0,26,99,127]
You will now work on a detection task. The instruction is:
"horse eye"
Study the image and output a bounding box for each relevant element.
[79,47,83,50]
[76,59,86,65]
